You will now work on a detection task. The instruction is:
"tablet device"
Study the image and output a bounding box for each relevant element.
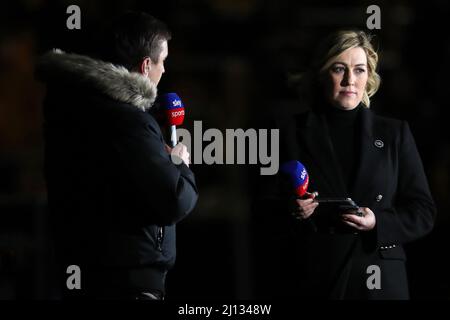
[317,197,362,216]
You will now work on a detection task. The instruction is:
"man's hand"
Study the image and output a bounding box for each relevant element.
[166,143,190,167]
[341,207,376,231]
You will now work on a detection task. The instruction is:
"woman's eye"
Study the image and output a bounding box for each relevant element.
[355,68,366,74]
[331,66,345,73]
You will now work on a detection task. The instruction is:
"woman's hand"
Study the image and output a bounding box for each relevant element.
[291,192,319,220]
[341,207,376,231]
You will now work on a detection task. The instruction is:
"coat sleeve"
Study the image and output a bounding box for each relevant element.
[375,121,436,246]
[111,114,198,226]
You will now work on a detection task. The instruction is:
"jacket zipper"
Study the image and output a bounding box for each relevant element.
[156,226,164,252]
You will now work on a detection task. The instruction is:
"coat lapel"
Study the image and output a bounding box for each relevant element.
[350,108,384,203]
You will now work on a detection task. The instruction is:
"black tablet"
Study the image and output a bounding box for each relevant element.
[317,197,362,216]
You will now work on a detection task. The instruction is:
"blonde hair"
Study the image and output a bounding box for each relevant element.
[318,30,380,107]
[291,30,381,108]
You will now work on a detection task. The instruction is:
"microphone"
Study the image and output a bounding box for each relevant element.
[158,93,185,147]
[280,160,310,198]
[280,160,317,230]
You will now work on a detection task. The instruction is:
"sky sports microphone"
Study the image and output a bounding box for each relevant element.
[281,160,318,229]
[280,160,311,198]
[158,93,185,147]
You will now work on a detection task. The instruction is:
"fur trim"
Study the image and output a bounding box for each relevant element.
[36,49,157,111]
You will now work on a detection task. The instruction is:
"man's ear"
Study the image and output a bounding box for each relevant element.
[139,57,152,75]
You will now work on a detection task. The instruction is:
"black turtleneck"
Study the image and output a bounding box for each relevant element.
[324,104,361,191]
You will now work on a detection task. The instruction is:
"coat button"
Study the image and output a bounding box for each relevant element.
[376,194,383,202]
[374,139,384,148]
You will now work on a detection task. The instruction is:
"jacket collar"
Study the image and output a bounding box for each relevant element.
[36,49,157,111]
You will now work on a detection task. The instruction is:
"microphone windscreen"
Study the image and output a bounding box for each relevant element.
[159,93,185,126]
[280,160,309,197]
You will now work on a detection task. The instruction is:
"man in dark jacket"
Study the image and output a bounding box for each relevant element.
[36,12,198,299]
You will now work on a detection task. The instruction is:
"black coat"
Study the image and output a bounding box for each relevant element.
[255,106,435,299]
[37,50,198,296]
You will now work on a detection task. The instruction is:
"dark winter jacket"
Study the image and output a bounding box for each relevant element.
[36,49,198,296]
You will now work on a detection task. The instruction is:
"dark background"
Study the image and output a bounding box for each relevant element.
[0,0,449,299]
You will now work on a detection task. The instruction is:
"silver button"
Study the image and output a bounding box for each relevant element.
[374,139,384,148]
[380,244,397,250]
[376,194,383,202]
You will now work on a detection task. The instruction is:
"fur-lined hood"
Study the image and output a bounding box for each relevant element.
[36,49,157,111]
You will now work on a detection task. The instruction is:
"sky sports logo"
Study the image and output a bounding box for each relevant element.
[172,99,182,107]
[171,109,185,117]
[301,168,307,180]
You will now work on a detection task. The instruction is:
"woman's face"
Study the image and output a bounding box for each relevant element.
[323,46,368,110]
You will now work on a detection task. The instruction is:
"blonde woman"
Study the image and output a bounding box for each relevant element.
[258,30,436,299]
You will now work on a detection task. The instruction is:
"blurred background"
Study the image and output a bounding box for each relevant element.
[1,0,449,299]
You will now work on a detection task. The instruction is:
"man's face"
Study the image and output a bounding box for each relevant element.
[148,40,168,85]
